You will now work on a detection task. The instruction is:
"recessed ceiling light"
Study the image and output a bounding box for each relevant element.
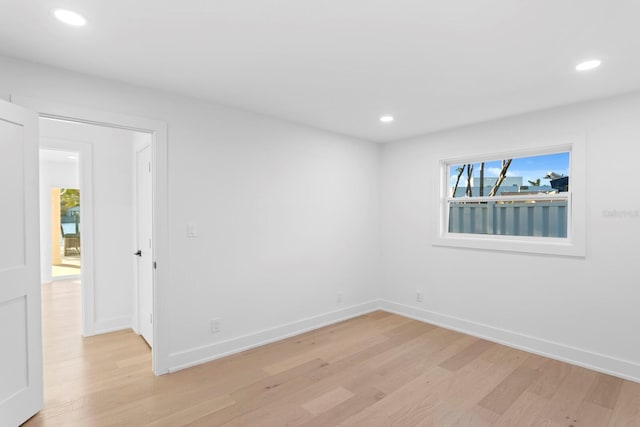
[575,59,601,71]
[67,155,78,160]
[380,115,394,123]
[53,9,87,26]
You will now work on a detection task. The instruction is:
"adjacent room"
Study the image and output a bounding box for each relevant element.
[1,1,639,426]
[39,149,82,280]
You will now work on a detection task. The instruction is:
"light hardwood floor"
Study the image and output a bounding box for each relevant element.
[24,280,640,426]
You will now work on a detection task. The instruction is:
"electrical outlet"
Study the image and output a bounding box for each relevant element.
[416,291,423,303]
[211,318,220,333]
[337,292,343,304]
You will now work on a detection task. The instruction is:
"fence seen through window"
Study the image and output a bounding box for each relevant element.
[447,152,570,238]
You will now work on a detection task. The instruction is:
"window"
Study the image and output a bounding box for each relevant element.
[435,141,586,257]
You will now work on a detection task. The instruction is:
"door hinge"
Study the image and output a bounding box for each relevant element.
[148,161,151,172]
[153,261,157,269]
[150,313,153,324]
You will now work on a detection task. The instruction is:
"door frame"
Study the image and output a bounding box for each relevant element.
[12,95,170,375]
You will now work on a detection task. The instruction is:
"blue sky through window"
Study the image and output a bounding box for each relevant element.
[449,152,570,188]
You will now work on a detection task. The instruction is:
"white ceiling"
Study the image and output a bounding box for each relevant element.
[1,0,640,142]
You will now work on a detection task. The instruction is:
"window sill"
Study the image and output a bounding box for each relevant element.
[433,233,586,257]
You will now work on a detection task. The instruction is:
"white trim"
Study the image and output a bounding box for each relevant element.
[380,300,640,383]
[446,193,568,203]
[11,95,170,375]
[440,143,574,167]
[435,139,586,257]
[167,300,381,373]
[93,316,132,335]
[167,297,640,383]
[49,274,81,281]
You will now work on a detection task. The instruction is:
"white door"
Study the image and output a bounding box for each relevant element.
[136,145,153,347]
[0,101,43,425]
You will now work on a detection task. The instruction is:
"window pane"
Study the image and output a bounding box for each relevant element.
[448,199,568,237]
[449,152,569,198]
[447,151,570,238]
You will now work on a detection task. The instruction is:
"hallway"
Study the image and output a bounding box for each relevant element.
[26,281,151,426]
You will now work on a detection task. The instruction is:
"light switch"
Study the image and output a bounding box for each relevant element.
[187,223,197,238]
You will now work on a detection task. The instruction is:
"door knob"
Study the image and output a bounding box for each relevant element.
[134,250,142,257]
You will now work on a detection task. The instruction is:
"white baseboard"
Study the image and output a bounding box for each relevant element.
[163,298,640,383]
[380,300,640,383]
[50,274,81,281]
[167,300,381,373]
[90,316,132,336]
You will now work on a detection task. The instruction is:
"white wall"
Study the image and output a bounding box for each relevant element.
[0,55,381,371]
[39,120,138,332]
[38,153,79,283]
[15,52,638,381]
[380,92,640,381]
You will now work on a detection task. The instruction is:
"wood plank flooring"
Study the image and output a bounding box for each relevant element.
[24,280,640,426]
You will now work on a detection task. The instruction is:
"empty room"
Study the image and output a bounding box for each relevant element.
[1,1,639,426]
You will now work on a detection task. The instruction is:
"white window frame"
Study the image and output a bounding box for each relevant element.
[434,139,586,257]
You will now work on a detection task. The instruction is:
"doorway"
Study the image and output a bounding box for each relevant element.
[12,94,169,375]
[2,97,168,425]
[39,149,82,280]
[56,187,81,276]
[37,117,155,365]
